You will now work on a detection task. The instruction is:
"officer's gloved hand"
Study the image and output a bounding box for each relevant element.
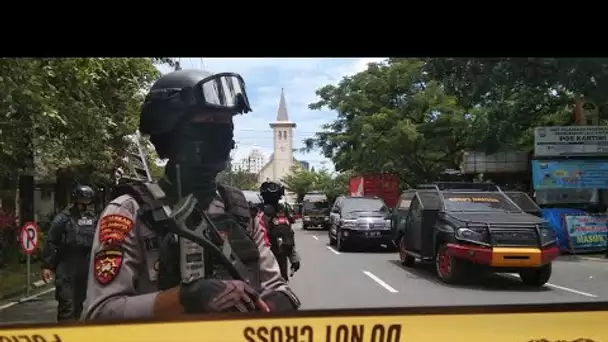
[179,279,265,313]
[290,261,300,273]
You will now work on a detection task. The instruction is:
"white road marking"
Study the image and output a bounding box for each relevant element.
[0,287,56,311]
[312,235,319,240]
[579,256,604,262]
[326,246,341,255]
[504,274,597,298]
[363,270,399,293]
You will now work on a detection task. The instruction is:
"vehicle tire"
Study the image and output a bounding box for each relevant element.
[399,236,415,267]
[519,263,552,287]
[329,227,337,246]
[337,232,349,252]
[435,244,467,284]
[302,224,309,230]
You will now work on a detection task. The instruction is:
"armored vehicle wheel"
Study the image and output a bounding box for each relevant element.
[329,228,337,246]
[399,236,415,267]
[519,263,552,287]
[435,244,467,284]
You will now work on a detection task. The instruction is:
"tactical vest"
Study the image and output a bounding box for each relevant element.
[111,181,262,291]
[64,210,96,252]
[263,206,295,256]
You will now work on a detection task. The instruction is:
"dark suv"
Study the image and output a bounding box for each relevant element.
[328,196,392,251]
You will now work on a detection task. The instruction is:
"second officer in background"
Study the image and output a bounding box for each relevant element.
[41,184,97,321]
[258,181,301,281]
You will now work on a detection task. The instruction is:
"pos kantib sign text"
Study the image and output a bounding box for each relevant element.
[534,126,608,157]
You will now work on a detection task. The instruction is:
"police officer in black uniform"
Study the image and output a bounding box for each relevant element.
[259,181,301,281]
[81,69,300,320]
[41,184,97,321]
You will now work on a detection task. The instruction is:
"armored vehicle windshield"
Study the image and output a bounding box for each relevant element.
[442,192,521,213]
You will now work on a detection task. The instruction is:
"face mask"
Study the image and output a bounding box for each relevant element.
[166,123,235,201]
[262,193,281,206]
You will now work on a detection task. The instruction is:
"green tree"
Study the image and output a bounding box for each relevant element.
[229,169,259,190]
[314,169,350,205]
[422,58,608,152]
[216,166,258,190]
[281,165,317,202]
[0,58,171,180]
[304,58,474,187]
[0,57,174,213]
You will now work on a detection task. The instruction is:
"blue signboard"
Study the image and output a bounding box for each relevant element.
[532,160,608,189]
[565,215,608,252]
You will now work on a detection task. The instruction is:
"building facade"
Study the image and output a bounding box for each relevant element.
[236,148,267,174]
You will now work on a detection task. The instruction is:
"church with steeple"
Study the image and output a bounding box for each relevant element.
[258,89,298,185]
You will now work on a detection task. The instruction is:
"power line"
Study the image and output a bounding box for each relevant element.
[234,128,321,134]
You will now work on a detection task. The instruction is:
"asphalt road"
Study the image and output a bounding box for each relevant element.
[1,221,607,325]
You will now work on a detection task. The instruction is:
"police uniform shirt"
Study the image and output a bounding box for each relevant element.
[81,191,300,320]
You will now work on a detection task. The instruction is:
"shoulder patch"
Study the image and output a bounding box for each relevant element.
[94,249,124,285]
[99,214,134,246]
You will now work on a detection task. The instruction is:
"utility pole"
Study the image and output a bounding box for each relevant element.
[248,157,252,173]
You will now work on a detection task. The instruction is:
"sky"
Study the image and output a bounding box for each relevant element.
[155,58,386,173]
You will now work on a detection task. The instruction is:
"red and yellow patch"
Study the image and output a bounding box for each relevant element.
[99,214,134,246]
[94,249,124,285]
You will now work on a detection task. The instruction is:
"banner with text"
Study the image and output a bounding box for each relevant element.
[531,160,608,189]
[565,215,608,252]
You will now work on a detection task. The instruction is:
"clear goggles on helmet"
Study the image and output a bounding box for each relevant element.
[150,72,252,115]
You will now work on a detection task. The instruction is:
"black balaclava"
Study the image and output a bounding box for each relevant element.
[164,120,235,207]
[261,182,283,212]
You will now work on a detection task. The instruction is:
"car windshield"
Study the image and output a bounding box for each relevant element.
[303,200,329,211]
[343,198,388,213]
[443,193,520,212]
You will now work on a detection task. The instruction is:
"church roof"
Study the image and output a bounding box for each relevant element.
[276,88,289,121]
[270,89,295,128]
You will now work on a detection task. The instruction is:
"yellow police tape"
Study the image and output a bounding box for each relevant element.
[0,309,606,342]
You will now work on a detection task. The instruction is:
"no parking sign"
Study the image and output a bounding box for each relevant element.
[19,221,40,255]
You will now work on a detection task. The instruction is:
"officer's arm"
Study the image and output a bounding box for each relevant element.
[285,206,295,224]
[253,215,301,311]
[81,195,184,320]
[41,212,68,271]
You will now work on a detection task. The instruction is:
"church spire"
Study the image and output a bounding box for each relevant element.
[276,88,289,121]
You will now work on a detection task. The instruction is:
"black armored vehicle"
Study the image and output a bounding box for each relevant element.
[395,182,560,286]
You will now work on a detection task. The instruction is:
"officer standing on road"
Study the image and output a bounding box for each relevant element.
[81,69,301,320]
[41,184,97,321]
[258,181,301,281]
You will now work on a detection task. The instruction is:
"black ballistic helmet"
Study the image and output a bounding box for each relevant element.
[140,69,252,157]
[72,185,94,205]
[260,181,285,198]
